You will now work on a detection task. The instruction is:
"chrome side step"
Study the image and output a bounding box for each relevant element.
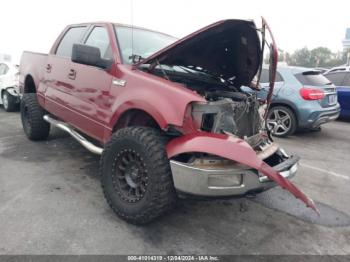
[43,115,103,155]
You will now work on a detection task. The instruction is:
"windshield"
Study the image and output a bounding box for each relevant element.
[115,26,177,64]
[139,63,226,88]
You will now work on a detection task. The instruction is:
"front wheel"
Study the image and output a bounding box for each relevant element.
[100,127,176,224]
[267,106,297,137]
[2,90,18,112]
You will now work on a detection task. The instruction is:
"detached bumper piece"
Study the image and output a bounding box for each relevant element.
[167,132,319,214]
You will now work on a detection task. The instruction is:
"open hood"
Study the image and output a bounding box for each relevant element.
[136,19,262,87]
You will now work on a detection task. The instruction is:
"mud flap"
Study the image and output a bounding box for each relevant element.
[166,132,319,215]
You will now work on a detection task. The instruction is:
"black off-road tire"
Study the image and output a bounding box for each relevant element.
[2,90,17,112]
[100,127,176,224]
[20,93,50,141]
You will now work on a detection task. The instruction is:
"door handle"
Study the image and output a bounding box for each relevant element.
[68,69,76,80]
[46,64,52,73]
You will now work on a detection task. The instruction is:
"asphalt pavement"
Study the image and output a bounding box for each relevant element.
[0,108,349,255]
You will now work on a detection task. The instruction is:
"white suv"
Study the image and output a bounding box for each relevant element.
[324,65,350,74]
[0,62,20,112]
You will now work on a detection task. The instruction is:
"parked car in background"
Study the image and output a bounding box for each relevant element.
[314,67,328,74]
[0,62,20,111]
[324,65,350,74]
[324,68,350,118]
[252,66,340,137]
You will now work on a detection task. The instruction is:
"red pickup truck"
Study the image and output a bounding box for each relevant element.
[19,19,318,224]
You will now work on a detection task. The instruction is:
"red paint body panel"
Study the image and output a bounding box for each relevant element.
[166,132,319,214]
[107,65,206,140]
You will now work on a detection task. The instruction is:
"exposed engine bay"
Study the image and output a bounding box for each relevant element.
[194,86,293,169]
[192,90,263,138]
[145,65,267,140]
[186,90,289,168]
[136,61,266,140]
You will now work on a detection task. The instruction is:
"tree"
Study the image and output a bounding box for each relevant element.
[289,47,312,67]
[284,47,348,68]
[263,46,348,68]
[310,47,332,67]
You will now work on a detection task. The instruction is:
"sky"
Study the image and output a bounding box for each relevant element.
[0,0,349,63]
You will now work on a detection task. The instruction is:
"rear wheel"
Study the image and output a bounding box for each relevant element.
[20,93,50,141]
[2,90,17,112]
[267,106,297,137]
[100,127,176,224]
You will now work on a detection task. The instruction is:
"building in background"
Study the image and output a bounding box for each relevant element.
[0,53,12,62]
[343,28,350,51]
[342,28,350,65]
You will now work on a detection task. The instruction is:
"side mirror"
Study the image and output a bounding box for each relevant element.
[71,44,113,69]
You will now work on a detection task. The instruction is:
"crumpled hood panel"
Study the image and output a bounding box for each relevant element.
[137,20,261,87]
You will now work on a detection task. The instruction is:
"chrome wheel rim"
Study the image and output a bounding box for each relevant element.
[267,109,292,136]
[2,93,9,109]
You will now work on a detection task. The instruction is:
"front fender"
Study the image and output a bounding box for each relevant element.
[110,100,169,130]
[166,132,318,214]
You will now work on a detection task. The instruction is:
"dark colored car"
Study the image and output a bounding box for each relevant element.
[324,68,350,118]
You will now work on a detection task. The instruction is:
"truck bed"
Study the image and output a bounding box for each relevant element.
[19,51,48,95]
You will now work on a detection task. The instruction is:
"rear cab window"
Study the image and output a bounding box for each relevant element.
[55,26,87,58]
[295,71,331,86]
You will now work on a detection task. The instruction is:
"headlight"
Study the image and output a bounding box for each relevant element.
[191,100,236,134]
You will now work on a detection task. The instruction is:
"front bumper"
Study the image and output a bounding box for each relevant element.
[170,155,299,197]
[167,131,318,213]
[311,109,340,128]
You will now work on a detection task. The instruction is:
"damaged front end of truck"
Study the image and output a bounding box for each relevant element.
[137,18,318,213]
